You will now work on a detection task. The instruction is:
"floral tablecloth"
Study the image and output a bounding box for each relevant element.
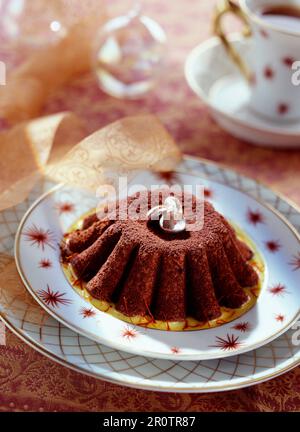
[0,0,300,412]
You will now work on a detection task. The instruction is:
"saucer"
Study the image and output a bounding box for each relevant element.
[14,157,300,361]
[185,36,300,148]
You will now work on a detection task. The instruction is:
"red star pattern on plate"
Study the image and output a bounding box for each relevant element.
[247,209,265,225]
[268,283,287,297]
[277,103,289,115]
[264,66,274,79]
[275,314,285,323]
[259,28,269,38]
[155,171,180,185]
[265,240,281,253]
[231,322,251,333]
[290,252,300,271]
[55,201,75,214]
[212,334,241,351]
[80,307,96,318]
[204,187,213,199]
[38,259,52,269]
[170,347,181,354]
[122,326,138,340]
[37,285,72,308]
[23,224,56,250]
[282,57,295,68]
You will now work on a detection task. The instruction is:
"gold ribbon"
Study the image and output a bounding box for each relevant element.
[0,112,182,211]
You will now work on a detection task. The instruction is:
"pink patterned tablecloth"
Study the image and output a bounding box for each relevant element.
[0,0,300,412]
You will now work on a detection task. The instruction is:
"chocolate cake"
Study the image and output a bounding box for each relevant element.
[61,189,259,322]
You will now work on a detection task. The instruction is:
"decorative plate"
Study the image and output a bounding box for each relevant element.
[1,157,300,391]
[14,157,300,361]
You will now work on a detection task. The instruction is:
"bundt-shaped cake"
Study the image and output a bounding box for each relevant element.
[61,189,259,323]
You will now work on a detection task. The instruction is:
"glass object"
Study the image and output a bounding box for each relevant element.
[93,4,166,98]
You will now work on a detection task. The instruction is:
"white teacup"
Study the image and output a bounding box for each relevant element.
[214,0,300,122]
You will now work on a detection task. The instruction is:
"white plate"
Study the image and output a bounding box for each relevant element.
[1,157,300,391]
[185,36,300,148]
[14,157,300,361]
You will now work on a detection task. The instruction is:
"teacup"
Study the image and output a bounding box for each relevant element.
[213,0,300,122]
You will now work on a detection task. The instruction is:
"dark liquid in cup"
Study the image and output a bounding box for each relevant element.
[259,5,300,31]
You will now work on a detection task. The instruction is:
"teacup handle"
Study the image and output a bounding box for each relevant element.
[213,0,252,81]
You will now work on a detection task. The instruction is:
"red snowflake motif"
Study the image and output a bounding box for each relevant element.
[38,259,52,269]
[155,171,180,185]
[80,307,96,318]
[265,240,281,253]
[212,334,241,351]
[37,285,72,308]
[247,209,265,225]
[55,201,75,215]
[264,66,274,79]
[277,103,289,115]
[232,322,251,333]
[23,224,56,250]
[170,347,181,354]
[204,188,213,199]
[122,326,138,340]
[282,57,295,68]
[260,29,269,38]
[290,252,300,271]
[249,73,256,86]
[268,283,287,297]
[275,314,285,323]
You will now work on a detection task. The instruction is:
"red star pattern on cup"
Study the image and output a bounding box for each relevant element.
[264,66,274,79]
[282,57,295,68]
[277,103,289,116]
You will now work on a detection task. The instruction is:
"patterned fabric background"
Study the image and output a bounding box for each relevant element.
[0,0,300,412]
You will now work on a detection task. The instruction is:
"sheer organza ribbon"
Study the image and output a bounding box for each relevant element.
[0,112,182,211]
